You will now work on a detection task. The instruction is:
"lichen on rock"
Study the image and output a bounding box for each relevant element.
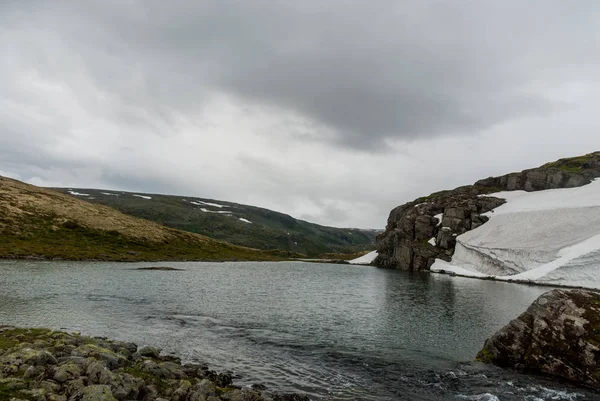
[0,326,310,401]
[476,289,600,390]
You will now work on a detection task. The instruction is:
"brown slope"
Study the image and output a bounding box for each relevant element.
[0,176,285,261]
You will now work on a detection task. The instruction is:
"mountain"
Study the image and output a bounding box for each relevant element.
[375,151,600,288]
[51,188,379,257]
[0,176,289,262]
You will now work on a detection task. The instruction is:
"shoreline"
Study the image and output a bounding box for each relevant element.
[430,268,600,292]
[0,256,288,263]
[0,326,309,401]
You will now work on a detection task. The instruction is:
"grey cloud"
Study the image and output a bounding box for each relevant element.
[6,1,598,149]
[98,170,188,196]
[299,204,350,226]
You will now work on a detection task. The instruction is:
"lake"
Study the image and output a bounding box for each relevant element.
[0,260,595,400]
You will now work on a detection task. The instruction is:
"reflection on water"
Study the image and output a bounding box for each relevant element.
[0,260,594,400]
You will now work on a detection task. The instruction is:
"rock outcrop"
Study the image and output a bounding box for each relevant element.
[0,326,310,401]
[375,152,600,270]
[375,186,505,270]
[476,289,600,390]
[476,152,600,191]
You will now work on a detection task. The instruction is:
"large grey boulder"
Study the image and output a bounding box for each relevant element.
[476,289,600,389]
[188,379,216,401]
[52,361,82,383]
[138,345,161,359]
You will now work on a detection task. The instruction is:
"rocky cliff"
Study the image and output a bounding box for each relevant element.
[476,289,600,390]
[374,152,600,270]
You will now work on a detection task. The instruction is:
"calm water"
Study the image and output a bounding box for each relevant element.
[0,260,596,400]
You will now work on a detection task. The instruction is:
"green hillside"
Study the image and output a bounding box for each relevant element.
[53,188,379,257]
[0,176,286,262]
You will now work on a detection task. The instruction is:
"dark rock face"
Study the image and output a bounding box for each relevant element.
[375,152,600,270]
[476,289,600,390]
[374,186,505,270]
[476,151,600,192]
[476,168,589,191]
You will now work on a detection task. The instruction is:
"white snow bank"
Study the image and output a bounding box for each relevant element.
[434,213,443,227]
[239,218,252,223]
[69,191,89,196]
[190,200,227,208]
[349,250,378,265]
[100,192,118,196]
[428,237,436,246]
[132,194,152,200]
[431,179,600,289]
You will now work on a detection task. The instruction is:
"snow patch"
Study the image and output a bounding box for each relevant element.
[349,250,378,265]
[69,191,89,196]
[132,194,152,200]
[100,192,118,196]
[239,218,252,224]
[428,237,436,246]
[191,200,227,208]
[431,180,600,289]
[200,208,231,214]
[434,213,443,227]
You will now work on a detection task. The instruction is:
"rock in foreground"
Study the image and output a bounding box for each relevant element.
[476,289,600,389]
[0,326,310,401]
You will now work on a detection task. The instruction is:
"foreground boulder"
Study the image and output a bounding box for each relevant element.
[0,326,310,401]
[476,289,600,389]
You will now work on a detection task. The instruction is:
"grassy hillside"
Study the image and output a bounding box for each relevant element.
[0,176,289,261]
[52,188,379,257]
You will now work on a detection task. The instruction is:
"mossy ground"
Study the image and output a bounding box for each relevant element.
[0,328,51,351]
[415,185,504,203]
[315,250,372,261]
[0,381,34,401]
[475,347,493,363]
[542,153,597,173]
[0,213,284,262]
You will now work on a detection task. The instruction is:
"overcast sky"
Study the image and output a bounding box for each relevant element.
[1,1,599,228]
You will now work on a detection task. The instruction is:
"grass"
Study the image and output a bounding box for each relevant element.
[0,382,34,401]
[542,153,597,173]
[315,250,372,260]
[0,177,285,262]
[49,187,379,257]
[0,212,283,261]
[0,328,53,350]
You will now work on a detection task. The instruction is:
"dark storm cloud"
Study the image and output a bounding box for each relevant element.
[5,1,597,149]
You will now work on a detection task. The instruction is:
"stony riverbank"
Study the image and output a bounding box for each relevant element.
[0,326,309,401]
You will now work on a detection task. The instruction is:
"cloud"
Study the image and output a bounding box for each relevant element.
[0,1,599,228]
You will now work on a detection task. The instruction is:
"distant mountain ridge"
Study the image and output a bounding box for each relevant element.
[52,188,379,257]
